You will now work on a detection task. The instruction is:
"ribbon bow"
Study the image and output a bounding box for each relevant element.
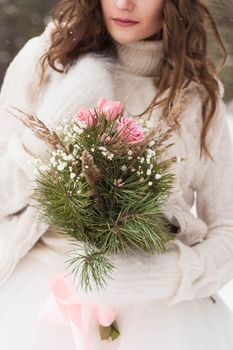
[38,273,117,350]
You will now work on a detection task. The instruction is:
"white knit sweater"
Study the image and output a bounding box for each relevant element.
[0,21,233,307]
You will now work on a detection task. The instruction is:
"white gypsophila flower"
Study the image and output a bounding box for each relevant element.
[140,157,145,164]
[114,178,124,186]
[108,154,114,160]
[101,151,107,157]
[50,156,56,163]
[146,169,152,176]
[139,177,144,182]
[57,163,67,171]
[70,172,76,180]
[148,181,153,186]
[131,168,136,172]
[136,171,140,175]
[127,150,133,155]
[121,165,127,171]
[146,157,151,164]
[52,162,58,168]
[91,147,95,152]
[64,154,75,162]
[149,164,153,169]
[127,156,132,160]
[155,173,162,179]
[148,140,155,147]
[62,154,69,161]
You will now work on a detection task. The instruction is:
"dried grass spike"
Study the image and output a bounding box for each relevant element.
[8,106,67,152]
[81,149,101,186]
[80,149,103,213]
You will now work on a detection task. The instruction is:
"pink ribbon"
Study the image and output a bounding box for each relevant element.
[38,273,117,350]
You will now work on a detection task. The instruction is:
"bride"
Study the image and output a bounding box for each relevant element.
[0,0,233,349]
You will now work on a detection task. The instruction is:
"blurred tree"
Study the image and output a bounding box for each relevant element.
[0,0,56,82]
[205,0,233,102]
[0,0,233,101]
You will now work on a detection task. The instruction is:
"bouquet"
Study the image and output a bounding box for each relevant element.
[10,97,183,292]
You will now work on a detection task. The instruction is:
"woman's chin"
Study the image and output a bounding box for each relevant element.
[112,35,141,45]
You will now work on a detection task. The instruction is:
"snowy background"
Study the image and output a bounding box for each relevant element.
[0,0,233,311]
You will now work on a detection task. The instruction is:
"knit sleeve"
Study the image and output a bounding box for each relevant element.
[76,91,233,308]
[191,99,233,296]
[0,22,54,219]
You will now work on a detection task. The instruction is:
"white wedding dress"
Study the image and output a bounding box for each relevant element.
[0,226,233,350]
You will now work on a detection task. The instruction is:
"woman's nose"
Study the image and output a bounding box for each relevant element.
[115,0,135,11]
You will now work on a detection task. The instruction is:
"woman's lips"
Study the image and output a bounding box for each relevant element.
[112,18,139,27]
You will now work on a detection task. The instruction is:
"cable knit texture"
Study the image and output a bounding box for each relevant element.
[0,22,233,307]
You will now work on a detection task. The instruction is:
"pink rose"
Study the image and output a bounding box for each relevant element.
[116,117,144,144]
[74,108,97,127]
[97,97,122,121]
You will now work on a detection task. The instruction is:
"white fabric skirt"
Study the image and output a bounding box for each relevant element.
[1,227,233,350]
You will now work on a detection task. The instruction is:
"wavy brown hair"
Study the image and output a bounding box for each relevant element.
[39,0,227,161]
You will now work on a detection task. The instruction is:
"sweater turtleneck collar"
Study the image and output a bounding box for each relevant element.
[115,39,164,78]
